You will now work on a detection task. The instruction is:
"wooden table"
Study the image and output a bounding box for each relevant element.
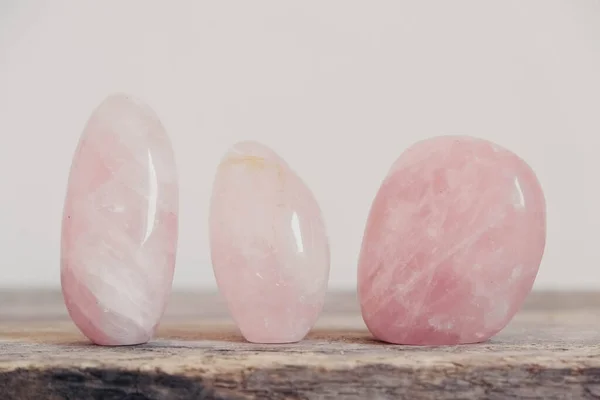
[1,291,600,399]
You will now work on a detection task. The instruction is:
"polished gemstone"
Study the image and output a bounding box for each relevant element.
[61,94,178,346]
[210,141,330,343]
[358,136,546,345]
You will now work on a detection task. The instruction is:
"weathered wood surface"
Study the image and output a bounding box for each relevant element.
[1,290,600,400]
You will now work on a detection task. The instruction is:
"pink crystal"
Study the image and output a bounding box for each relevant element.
[358,136,546,345]
[61,94,178,346]
[210,141,330,343]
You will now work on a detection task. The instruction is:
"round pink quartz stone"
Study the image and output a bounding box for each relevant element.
[61,94,178,346]
[358,136,546,345]
[210,141,330,344]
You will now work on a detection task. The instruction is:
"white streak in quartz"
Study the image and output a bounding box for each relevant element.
[513,177,526,208]
[291,212,304,253]
[143,150,159,243]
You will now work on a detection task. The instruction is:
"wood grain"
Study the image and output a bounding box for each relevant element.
[1,290,600,399]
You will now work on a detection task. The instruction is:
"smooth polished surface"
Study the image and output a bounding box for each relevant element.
[61,94,179,346]
[210,141,330,343]
[358,136,546,345]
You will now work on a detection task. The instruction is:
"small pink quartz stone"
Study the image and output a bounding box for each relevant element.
[358,136,546,345]
[210,141,330,344]
[61,94,179,346]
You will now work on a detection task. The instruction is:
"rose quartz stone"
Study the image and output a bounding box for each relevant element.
[61,94,178,346]
[358,136,546,345]
[210,141,330,343]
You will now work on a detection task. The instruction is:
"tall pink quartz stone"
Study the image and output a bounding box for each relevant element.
[210,141,330,344]
[61,94,178,346]
[358,136,546,345]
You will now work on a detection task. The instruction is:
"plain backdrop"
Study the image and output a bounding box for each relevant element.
[0,1,599,290]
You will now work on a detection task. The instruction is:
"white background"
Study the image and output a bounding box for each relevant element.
[0,1,598,290]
